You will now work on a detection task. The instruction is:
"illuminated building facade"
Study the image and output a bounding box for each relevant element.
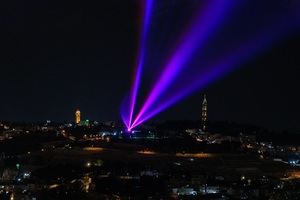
[201,95,207,131]
[75,109,81,124]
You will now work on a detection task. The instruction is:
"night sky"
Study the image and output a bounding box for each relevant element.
[0,0,299,131]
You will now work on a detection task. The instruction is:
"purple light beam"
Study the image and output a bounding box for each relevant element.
[131,0,236,128]
[126,0,153,130]
[130,19,299,129]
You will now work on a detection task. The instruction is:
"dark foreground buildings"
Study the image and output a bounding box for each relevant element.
[0,119,300,199]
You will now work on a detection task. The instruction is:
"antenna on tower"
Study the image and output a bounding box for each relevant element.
[201,95,208,131]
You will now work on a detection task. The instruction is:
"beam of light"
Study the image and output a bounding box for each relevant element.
[126,0,153,130]
[131,0,237,128]
[130,19,300,129]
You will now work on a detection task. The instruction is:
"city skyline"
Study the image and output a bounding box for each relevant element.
[0,0,299,131]
[0,1,300,199]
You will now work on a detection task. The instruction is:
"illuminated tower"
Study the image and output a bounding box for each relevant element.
[75,109,81,124]
[201,95,207,131]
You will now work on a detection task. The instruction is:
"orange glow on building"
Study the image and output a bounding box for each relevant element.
[83,147,104,152]
[175,152,213,158]
[75,109,81,124]
[137,150,157,155]
[281,171,300,180]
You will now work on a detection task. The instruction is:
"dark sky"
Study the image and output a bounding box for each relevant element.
[0,0,299,131]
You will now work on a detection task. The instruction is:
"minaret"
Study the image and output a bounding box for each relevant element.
[75,109,81,124]
[201,95,207,131]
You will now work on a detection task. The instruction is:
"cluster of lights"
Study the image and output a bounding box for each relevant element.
[122,0,300,131]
